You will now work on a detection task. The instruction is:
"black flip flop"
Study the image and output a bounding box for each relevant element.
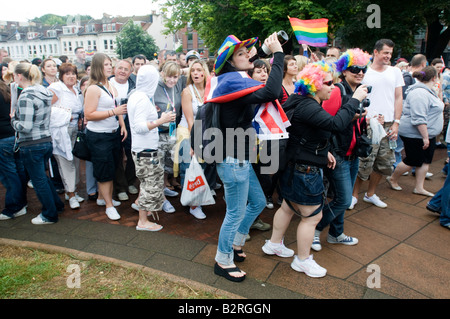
[214,263,246,282]
[233,249,246,262]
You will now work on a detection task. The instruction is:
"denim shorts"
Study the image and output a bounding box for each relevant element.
[280,163,324,207]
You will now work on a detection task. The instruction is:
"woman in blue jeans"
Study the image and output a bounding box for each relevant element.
[312,48,372,251]
[427,125,450,229]
[0,80,27,220]
[11,62,64,224]
[210,33,284,282]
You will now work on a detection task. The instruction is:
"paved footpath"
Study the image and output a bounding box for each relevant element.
[1,148,449,300]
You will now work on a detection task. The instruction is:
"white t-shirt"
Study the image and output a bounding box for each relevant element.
[110,78,129,103]
[48,81,83,127]
[362,66,405,122]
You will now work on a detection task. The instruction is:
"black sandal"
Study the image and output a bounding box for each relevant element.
[214,263,246,282]
[233,249,246,262]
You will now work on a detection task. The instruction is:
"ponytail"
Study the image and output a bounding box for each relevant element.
[14,63,42,85]
[412,66,437,83]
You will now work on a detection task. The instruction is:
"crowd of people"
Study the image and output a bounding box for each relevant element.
[0,34,449,282]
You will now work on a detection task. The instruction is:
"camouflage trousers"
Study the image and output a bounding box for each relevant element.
[357,122,395,180]
[132,151,165,213]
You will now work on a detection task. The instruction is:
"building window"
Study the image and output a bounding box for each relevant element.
[63,42,67,52]
[104,39,108,50]
[93,40,97,50]
[109,39,114,50]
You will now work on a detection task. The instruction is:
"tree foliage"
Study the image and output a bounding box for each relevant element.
[159,0,449,59]
[115,21,159,60]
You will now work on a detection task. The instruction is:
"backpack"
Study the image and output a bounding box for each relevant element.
[190,102,246,163]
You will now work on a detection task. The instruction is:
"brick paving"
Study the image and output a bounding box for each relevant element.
[0,147,449,299]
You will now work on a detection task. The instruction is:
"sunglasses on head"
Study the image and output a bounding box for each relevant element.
[322,80,334,86]
[347,66,367,74]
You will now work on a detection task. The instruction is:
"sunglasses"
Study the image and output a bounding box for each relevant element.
[322,80,334,86]
[347,66,367,74]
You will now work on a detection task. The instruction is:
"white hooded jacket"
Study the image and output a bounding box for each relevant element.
[127,65,160,153]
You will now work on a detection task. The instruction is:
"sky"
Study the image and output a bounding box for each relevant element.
[0,0,165,22]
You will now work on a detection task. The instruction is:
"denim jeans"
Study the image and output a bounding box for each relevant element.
[215,157,266,265]
[428,172,450,227]
[0,136,27,217]
[317,155,359,237]
[20,141,64,222]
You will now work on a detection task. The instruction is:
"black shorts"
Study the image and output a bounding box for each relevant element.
[86,129,121,182]
[400,135,436,167]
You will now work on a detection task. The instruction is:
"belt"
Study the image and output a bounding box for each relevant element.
[342,154,357,161]
[132,149,158,158]
[292,163,320,174]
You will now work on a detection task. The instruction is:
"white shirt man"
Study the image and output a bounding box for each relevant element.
[352,39,404,209]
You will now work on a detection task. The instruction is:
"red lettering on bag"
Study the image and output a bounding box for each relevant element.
[187,176,205,191]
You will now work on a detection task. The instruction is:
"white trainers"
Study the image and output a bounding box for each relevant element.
[128,185,139,194]
[69,196,80,209]
[117,192,129,201]
[311,236,322,252]
[164,187,179,197]
[97,199,121,207]
[131,203,139,211]
[262,239,294,257]
[363,193,387,208]
[65,193,84,202]
[105,207,121,220]
[327,233,359,246]
[291,255,327,278]
[0,206,27,220]
[162,200,176,213]
[189,206,206,219]
[31,214,55,225]
[348,196,357,210]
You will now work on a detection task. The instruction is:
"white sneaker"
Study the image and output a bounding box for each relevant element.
[425,172,433,180]
[128,185,139,194]
[131,203,139,211]
[31,214,55,225]
[363,193,387,208]
[291,255,327,278]
[0,206,27,220]
[189,206,206,219]
[64,193,84,202]
[262,239,294,257]
[97,199,121,207]
[162,200,176,213]
[327,233,359,246]
[27,180,33,188]
[117,192,129,201]
[164,187,179,197]
[348,196,357,210]
[311,236,322,252]
[69,196,80,209]
[105,207,121,220]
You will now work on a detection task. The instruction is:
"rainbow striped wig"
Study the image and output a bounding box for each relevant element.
[336,48,371,73]
[294,61,331,96]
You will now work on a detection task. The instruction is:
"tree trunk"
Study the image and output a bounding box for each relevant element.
[426,18,450,60]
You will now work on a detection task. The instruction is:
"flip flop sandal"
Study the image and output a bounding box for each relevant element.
[233,249,246,262]
[214,263,246,282]
[136,223,163,232]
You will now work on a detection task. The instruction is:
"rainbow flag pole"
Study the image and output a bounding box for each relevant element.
[288,16,328,47]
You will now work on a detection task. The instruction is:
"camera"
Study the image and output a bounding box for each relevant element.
[361,85,372,109]
[249,30,289,63]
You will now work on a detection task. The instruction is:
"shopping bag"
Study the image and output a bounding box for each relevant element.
[180,157,215,206]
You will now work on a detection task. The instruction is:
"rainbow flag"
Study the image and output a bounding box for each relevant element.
[289,17,328,47]
[85,49,96,56]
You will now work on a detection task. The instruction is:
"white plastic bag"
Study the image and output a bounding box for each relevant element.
[180,157,215,207]
[369,117,387,145]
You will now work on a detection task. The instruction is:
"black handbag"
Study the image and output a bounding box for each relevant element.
[72,116,91,161]
[354,117,372,158]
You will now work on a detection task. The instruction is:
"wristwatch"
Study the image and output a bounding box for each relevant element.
[394,119,400,124]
